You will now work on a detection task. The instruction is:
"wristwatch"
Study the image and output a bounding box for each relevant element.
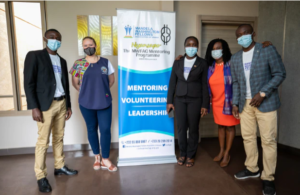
[260,91,266,98]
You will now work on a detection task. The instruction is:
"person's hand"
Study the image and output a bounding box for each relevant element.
[65,108,72,120]
[262,41,272,48]
[166,104,175,113]
[32,108,43,123]
[201,108,208,118]
[232,106,240,119]
[175,55,184,61]
[250,93,265,107]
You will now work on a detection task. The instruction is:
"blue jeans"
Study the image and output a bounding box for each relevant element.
[79,105,112,158]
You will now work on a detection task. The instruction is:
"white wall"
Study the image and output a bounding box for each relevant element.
[0,1,259,149]
[175,1,259,56]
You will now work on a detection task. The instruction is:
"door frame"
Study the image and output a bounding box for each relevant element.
[196,15,258,56]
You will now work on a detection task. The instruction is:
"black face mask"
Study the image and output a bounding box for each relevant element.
[84,47,96,56]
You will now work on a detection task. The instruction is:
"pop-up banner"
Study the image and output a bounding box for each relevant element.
[117,9,176,166]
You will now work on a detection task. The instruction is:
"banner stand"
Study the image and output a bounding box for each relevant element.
[118,155,177,167]
[117,9,176,167]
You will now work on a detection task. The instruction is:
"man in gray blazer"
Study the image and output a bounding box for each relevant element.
[231,24,286,195]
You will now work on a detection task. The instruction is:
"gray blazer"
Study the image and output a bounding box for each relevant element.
[231,42,286,113]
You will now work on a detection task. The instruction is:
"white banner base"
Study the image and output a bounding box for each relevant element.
[118,155,177,167]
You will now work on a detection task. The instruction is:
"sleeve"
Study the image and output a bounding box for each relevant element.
[24,51,39,110]
[201,60,210,109]
[108,60,115,75]
[231,59,240,106]
[69,60,80,77]
[260,45,286,98]
[167,61,178,104]
[63,60,71,109]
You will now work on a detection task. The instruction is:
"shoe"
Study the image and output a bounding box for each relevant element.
[234,169,260,180]
[101,159,118,172]
[94,155,101,170]
[54,165,78,176]
[213,151,224,162]
[37,177,52,193]
[262,180,276,195]
[220,155,230,168]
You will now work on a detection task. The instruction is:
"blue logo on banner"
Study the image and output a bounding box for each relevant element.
[124,25,133,38]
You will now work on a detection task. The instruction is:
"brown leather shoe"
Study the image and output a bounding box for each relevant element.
[220,156,230,168]
[213,151,224,162]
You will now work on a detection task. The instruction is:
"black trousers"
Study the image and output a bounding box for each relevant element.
[175,96,202,158]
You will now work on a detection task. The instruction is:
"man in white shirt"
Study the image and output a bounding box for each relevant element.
[231,24,286,195]
[24,29,78,193]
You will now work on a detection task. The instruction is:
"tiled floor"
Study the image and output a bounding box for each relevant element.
[0,137,299,195]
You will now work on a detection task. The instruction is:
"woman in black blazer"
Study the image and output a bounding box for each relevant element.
[167,36,209,167]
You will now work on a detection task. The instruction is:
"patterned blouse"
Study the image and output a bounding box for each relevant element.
[69,59,90,87]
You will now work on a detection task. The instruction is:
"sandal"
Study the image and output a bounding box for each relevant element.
[186,158,195,167]
[101,159,118,172]
[93,155,101,170]
[177,157,186,166]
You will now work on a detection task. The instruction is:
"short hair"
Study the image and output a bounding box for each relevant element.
[237,24,254,33]
[205,38,232,66]
[44,29,61,37]
[82,36,97,46]
[184,36,199,48]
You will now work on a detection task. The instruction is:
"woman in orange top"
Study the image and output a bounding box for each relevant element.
[206,39,239,167]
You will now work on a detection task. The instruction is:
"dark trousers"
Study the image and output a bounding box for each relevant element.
[175,96,202,158]
[79,105,112,158]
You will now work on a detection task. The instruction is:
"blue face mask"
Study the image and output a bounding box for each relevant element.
[46,38,61,51]
[237,34,253,48]
[211,49,223,60]
[185,47,198,57]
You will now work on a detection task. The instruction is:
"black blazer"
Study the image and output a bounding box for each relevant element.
[167,56,210,109]
[24,48,71,111]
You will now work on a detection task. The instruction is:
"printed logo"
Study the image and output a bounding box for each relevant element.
[106,93,109,97]
[101,66,108,74]
[52,65,61,73]
[244,62,252,71]
[124,25,132,38]
[184,67,192,73]
[161,24,171,45]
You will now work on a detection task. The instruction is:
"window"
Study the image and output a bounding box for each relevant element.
[0,1,46,115]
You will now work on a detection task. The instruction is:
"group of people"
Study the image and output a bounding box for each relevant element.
[24,23,285,195]
[167,24,286,195]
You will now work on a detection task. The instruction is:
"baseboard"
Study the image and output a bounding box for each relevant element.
[0,142,119,156]
[1,138,299,157]
[256,137,300,156]
[278,143,300,156]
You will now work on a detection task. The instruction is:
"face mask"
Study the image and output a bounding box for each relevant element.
[237,34,253,48]
[46,38,61,51]
[84,47,96,56]
[211,49,223,60]
[185,47,198,57]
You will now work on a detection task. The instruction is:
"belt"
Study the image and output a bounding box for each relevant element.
[53,96,65,101]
